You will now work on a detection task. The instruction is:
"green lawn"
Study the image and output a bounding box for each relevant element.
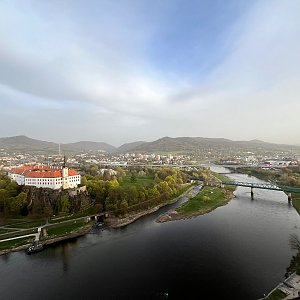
[49,205,99,224]
[263,289,286,300]
[291,193,300,215]
[6,220,46,229]
[46,221,87,237]
[0,228,18,234]
[176,186,232,216]
[0,237,33,251]
[119,175,154,188]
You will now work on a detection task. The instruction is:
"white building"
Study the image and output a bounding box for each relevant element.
[8,165,81,190]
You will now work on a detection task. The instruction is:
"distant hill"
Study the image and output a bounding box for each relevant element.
[128,136,300,153]
[0,135,299,154]
[0,135,58,152]
[117,141,146,153]
[0,135,116,153]
[62,141,116,153]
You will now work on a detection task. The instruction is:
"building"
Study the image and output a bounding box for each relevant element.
[8,162,81,190]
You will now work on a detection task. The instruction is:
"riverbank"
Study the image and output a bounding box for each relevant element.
[0,185,196,254]
[157,185,235,223]
[0,223,93,256]
[105,184,197,228]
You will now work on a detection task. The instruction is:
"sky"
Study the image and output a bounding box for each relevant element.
[0,0,299,146]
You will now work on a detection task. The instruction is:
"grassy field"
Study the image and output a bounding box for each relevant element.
[6,220,46,229]
[176,186,233,217]
[119,175,154,188]
[0,237,33,251]
[49,206,99,224]
[0,228,19,234]
[291,193,300,215]
[263,289,286,300]
[46,221,87,237]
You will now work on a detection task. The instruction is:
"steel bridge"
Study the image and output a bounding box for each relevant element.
[190,177,300,194]
[220,181,300,193]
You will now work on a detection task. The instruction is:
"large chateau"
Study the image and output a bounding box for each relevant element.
[8,161,81,190]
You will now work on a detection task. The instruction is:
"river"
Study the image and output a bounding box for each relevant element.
[1,165,300,299]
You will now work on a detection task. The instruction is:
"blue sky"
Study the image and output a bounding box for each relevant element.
[0,0,299,146]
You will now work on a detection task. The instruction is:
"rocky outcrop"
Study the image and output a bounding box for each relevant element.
[23,186,90,216]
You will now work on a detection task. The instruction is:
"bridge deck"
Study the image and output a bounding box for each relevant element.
[221,181,300,193]
[190,177,300,193]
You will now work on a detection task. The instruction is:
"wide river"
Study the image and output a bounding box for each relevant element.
[1,165,300,299]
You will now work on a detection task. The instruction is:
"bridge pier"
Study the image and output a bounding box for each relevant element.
[288,193,292,203]
[251,187,254,199]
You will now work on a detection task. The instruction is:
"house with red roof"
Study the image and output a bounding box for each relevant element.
[8,164,81,190]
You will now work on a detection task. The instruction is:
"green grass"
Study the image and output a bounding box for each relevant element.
[0,237,33,251]
[46,221,87,237]
[176,186,232,216]
[119,175,154,188]
[0,228,37,241]
[49,206,99,224]
[0,228,18,234]
[291,193,300,215]
[263,289,286,300]
[6,220,46,229]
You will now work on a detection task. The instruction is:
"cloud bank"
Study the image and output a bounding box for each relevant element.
[0,0,299,145]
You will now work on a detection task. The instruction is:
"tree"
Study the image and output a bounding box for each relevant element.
[202,196,210,202]
[289,234,300,251]
[81,176,88,186]
[130,173,137,183]
[59,195,70,213]
[157,181,173,199]
[9,192,28,215]
[119,200,128,215]
[128,186,139,205]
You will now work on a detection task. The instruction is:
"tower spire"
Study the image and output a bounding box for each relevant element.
[63,155,67,168]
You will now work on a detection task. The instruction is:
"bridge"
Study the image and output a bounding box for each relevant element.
[220,181,300,193]
[190,177,300,202]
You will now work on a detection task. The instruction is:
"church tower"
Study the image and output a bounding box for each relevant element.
[62,156,69,189]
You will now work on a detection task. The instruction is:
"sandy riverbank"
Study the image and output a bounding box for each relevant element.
[156,187,235,223]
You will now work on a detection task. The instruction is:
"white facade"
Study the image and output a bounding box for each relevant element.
[8,166,81,190]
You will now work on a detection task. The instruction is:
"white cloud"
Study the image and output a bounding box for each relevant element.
[0,0,299,145]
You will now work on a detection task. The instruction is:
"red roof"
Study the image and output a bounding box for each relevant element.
[10,166,79,178]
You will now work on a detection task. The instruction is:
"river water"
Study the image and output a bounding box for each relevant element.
[1,165,300,300]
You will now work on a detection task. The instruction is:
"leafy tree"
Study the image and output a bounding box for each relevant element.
[6,182,19,197]
[81,176,88,186]
[119,199,128,215]
[59,195,70,213]
[130,173,137,183]
[9,192,28,214]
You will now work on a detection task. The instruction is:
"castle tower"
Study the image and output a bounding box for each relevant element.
[62,155,69,189]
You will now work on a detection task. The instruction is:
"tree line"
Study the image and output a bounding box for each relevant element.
[82,166,194,216]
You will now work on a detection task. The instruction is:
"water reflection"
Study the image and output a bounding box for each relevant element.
[0,252,10,263]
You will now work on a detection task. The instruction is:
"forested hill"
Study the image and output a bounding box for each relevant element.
[0,135,116,153]
[127,137,300,153]
[0,135,299,154]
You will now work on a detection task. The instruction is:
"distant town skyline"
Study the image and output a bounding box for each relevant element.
[0,1,299,146]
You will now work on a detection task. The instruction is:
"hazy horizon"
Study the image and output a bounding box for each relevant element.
[1,134,300,148]
[0,1,299,146]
